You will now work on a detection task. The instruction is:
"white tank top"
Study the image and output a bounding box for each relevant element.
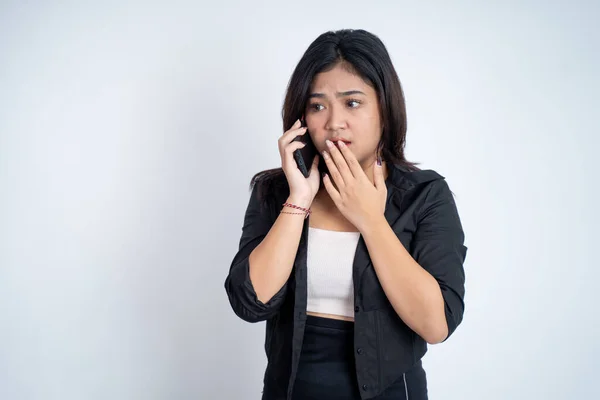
[306,227,361,318]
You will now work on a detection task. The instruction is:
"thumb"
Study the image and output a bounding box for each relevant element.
[310,154,320,173]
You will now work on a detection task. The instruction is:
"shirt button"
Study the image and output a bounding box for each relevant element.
[362,384,369,391]
[356,347,363,355]
[355,306,360,312]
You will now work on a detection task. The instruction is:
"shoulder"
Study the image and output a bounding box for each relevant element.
[388,164,446,189]
[387,164,457,211]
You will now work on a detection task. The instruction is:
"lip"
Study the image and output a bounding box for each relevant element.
[330,138,352,144]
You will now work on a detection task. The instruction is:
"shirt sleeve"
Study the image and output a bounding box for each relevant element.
[224,184,288,323]
[411,179,468,341]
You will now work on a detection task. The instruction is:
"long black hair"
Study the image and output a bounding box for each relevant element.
[250,29,419,208]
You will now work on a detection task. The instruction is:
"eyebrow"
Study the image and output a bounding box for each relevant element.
[308,90,366,99]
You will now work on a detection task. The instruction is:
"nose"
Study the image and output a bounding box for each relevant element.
[324,105,347,131]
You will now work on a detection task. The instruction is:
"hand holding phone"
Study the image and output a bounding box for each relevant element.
[280,119,321,205]
[292,119,327,178]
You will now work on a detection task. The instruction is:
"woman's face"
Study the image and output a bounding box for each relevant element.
[305,63,382,169]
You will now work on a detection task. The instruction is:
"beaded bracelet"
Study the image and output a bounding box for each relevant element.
[282,202,311,219]
[281,211,307,217]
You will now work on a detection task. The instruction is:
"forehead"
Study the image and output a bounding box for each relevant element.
[310,64,374,94]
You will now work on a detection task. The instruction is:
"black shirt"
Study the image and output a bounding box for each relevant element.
[224,164,468,400]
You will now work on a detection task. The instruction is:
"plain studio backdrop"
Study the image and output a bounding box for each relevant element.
[0,1,598,399]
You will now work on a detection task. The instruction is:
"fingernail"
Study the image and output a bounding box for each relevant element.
[377,156,382,166]
[338,141,345,147]
[326,140,333,148]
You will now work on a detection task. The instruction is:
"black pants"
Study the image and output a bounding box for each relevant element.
[289,315,428,400]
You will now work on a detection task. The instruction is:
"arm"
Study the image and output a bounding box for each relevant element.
[361,180,467,344]
[224,185,311,323]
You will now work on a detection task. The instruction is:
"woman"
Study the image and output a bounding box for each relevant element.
[224,29,467,400]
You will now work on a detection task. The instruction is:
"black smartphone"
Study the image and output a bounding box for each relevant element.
[292,119,318,178]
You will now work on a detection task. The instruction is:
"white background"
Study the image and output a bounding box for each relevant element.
[1,1,598,399]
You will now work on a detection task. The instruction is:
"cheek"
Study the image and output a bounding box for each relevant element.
[355,125,381,149]
[310,133,326,152]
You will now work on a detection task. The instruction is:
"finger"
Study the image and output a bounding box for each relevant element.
[289,119,301,131]
[280,126,305,141]
[321,150,345,189]
[280,119,302,137]
[322,173,342,204]
[284,141,307,155]
[336,140,365,179]
[280,119,305,141]
[326,140,354,183]
[280,126,307,146]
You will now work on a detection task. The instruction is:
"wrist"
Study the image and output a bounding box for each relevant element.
[359,215,388,237]
[286,195,313,209]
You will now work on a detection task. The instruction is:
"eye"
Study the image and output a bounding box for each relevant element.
[309,103,325,112]
[347,99,362,108]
